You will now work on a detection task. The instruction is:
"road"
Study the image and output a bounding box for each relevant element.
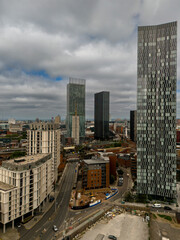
[66,170,130,227]
[20,162,76,240]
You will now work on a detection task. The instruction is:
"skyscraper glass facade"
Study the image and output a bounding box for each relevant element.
[94,91,110,140]
[67,78,85,139]
[130,110,137,142]
[137,22,177,198]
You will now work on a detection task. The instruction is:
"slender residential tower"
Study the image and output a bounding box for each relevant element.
[130,110,137,142]
[27,122,61,183]
[137,22,177,198]
[66,78,85,142]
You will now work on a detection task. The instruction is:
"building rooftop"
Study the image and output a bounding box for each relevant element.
[0,181,16,191]
[1,153,51,171]
[29,122,60,130]
[83,159,109,165]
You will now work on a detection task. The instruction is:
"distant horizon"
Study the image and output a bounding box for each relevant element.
[0,118,130,122]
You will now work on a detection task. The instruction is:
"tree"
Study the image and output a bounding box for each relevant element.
[10,151,26,159]
[124,192,134,202]
[110,174,115,184]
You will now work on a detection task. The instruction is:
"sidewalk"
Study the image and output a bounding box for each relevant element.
[24,166,68,230]
[24,198,55,229]
[0,228,20,240]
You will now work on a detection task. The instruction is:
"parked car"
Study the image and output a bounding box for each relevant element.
[16,223,21,228]
[164,206,172,210]
[108,235,117,240]
[49,196,55,202]
[53,225,58,232]
[152,203,161,208]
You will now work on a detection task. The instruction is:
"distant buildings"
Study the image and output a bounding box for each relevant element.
[27,122,61,182]
[9,123,22,133]
[94,91,110,140]
[54,115,61,124]
[130,110,137,142]
[0,154,53,232]
[66,78,85,143]
[82,158,109,190]
[137,22,177,198]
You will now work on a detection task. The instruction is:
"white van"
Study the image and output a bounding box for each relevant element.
[152,203,161,208]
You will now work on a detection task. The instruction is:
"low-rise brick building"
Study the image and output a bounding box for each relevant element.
[82,159,109,190]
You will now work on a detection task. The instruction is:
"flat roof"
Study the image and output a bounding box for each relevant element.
[83,159,109,165]
[5,154,49,165]
[1,153,51,171]
[0,181,16,191]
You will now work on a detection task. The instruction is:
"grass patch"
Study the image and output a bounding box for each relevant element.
[158,214,172,221]
[152,213,157,219]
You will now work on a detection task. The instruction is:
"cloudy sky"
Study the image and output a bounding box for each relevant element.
[0,0,179,120]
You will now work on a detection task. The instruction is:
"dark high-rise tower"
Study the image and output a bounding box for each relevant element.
[130,110,137,142]
[94,91,109,140]
[137,22,177,198]
[67,78,85,141]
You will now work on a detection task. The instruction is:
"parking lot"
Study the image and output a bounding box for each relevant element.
[79,213,149,240]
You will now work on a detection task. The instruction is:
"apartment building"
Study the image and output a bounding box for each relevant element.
[27,122,60,182]
[82,158,109,190]
[0,154,52,232]
[137,22,177,198]
[67,78,86,142]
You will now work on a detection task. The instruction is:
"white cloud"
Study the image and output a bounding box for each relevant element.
[0,0,179,119]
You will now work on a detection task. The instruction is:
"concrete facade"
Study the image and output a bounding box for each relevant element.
[27,122,61,182]
[0,154,52,231]
[72,115,80,145]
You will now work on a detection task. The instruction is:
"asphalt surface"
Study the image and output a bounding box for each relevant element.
[19,162,76,240]
[67,171,130,224]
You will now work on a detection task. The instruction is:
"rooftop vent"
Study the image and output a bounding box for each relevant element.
[14,159,25,163]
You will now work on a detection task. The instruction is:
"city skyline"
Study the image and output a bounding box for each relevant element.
[0,1,179,120]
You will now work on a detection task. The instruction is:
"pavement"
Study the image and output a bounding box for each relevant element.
[19,162,76,240]
[79,213,149,240]
[150,216,180,240]
[0,228,20,240]
[14,162,76,240]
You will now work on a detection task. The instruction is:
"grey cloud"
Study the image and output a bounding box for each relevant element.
[0,0,179,120]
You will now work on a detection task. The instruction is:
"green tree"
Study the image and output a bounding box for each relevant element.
[10,151,26,159]
[110,174,115,184]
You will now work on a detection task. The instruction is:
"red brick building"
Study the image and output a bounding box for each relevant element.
[109,154,117,178]
[82,159,109,190]
[117,154,131,168]
[177,130,180,143]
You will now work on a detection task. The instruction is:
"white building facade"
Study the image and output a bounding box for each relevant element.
[27,122,61,182]
[0,154,52,232]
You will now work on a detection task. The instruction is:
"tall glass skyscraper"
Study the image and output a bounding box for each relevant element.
[130,110,137,142]
[137,22,177,199]
[67,78,85,141]
[94,91,110,140]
